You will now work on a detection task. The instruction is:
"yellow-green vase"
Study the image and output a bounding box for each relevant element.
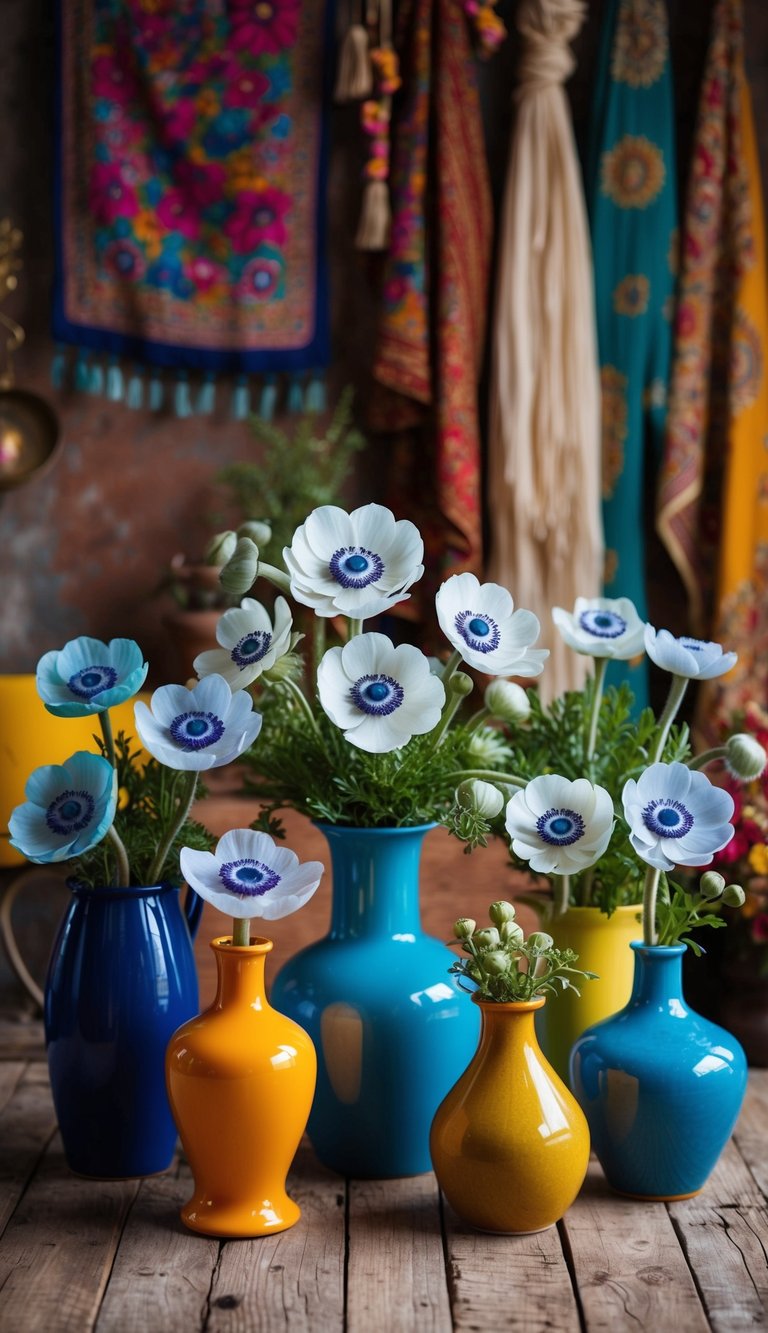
[535,904,642,1084]
[430,996,590,1234]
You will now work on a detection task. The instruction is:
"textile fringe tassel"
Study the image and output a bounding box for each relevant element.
[356,179,391,249]
[126,368,144,410]
[197,374,216,415]
[232,375,251,420]
[259,374,278,421]
[355,0,395,251]
[334,0,373,102]
[50,345,67,390]
[306,374,327,413]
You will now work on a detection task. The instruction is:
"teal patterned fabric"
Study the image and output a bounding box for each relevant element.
[585,0,678,709]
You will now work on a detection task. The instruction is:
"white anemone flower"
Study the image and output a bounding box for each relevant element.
[180,829,324,920]
[283,503,424,620]
[435,573,548,677]
[552,597,646,660]
[194,596,293,691]
[134,674,262,771]
[644,627,737,680]
[504,775,615,875]
[622,761,735,873]
[317,632,445,753]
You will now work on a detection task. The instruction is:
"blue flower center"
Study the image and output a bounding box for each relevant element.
[219,858,281,897]
[578,610,627,639]
[536,807,586,846]
[67,665,118,699]
[351,673,404,717]
[642,799,694,839]
[455,610,501,655]
[46,789,95,836]
[329,546,384,590]
[169,710,226,751]
[231,630,272,669]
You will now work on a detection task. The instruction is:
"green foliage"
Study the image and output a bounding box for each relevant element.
[449,904,597,1003]
[72,733,213,889]
[216,387,367,559]
[655,872,732,952]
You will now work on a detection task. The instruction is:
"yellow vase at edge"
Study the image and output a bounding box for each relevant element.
[430,996,589,1234]
[166,936,316,1239]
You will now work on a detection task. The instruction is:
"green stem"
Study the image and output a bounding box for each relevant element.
[256,561,292,596]
[429,690,468,751]
[283,677,322,737]
[642,865,661,945]
[148,771,198,887]
[578,867,594,907]
[554,873,570,916]
[651,675,689,764]
[99,709,116,769]
[687,746,726,771]
[311,614,326,685]
[585,657,608,771]
[107,823,131,888]
[446,768,527,788]
[347,618,363,640]
[441,649,463,688]
[232,917,252,947]
[465,706,490,733]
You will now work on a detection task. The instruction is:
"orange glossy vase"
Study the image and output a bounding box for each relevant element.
[430,996,590,1234]
[166,936,316,1238]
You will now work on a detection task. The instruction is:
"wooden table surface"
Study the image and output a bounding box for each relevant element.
[0,1047,766,1333]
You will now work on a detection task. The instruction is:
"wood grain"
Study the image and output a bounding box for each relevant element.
[669,1201,768,1331]
[734,1073,768,1199]
[0,1063,56,1239]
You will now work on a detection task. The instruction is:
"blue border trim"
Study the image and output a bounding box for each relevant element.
[52,0,334,374]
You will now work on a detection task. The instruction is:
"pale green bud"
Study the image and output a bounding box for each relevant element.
[456,780,504,820]
[484,679,531,726]
[721,883,746,907]
[725,733,767,782]
[466,728,512,769]
[204,530,238,567]
[472,926,501,950]
[481,950,512,976]
[488,900,516,927]
[699,871,726,900]
[261,649,302,684]
[453,917,477,939]
[448,670,474,698]
[220,536,259,595]
[238,519,272,547]
[500,920,525,947]
[526,931,554,953]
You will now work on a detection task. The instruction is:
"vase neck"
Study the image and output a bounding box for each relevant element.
[476,1000,544,1058]
[322,825,430,939]
[211,939,270,1010]
[629,944,686,1008]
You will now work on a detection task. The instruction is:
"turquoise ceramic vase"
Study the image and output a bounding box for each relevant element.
[570,943,748,1200]
[270,824,480,1178]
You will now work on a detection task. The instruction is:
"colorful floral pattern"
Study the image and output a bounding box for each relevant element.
[600,365,629,499]
[601,134,666,210]
[55,0,329,369]
[612,273,650,317]
[611,0,667,88]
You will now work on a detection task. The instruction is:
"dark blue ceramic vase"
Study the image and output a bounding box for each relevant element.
[570,943,748,1200]
[270,824,480,1178]
[45,881,202,1179]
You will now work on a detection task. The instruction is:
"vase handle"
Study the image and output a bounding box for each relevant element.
[183,885,204,940]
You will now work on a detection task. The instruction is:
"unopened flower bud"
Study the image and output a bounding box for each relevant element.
[721,883,746,907]
[500,920,524,947]
[489,900,516,927]
[481,950,511,976]
[453,917,476,939]
[526,931,554,953]
[456,779,504,820]
[699,870,726,900]
[204,530,238,567]
[484,679,531,725]
[220,536,259,595]
[448,670,474,698]
[472,926,501,950]
[725,733,767,782]
[238,519,272,547]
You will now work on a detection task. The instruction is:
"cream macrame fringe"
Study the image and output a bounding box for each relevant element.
[487,0,602,703]
[334,16,373,101]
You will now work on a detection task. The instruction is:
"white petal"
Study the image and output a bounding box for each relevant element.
[148,684,196,727]
[303,506,354,558]
[190,673,233,718]
[350,502,397,551]
[340,632,396,680]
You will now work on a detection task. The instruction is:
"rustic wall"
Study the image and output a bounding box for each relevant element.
[0,0,766,680]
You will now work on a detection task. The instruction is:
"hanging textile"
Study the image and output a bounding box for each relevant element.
[656,0,768,733]
[53,0,332,417]
[487,0,602,703]
[585,0,678,710]
[367,0,494,616]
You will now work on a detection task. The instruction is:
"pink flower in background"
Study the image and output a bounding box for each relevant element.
[157,189,201,240]
[163,97,197,144]
[224,187,291,253]
[223,66,269,110]
[103,238,146,283]
[751,913,768,944]
[238,252,284,301]
[89,163,139,225]
[229,0,300,55]
[174,161,226,209]
[187,255,227,293]
[92,54,137,103]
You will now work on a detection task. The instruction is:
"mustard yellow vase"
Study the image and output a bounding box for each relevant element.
[535,904,642,1085]
[429,997,590,1234]
[166,936,317,1239]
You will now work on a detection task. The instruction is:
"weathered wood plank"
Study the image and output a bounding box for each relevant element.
[0,1134,139,1333]
[734,1071,768,1200]
[669,1201,768,1331]
[347,1172,451,1333]
[0,1060,24,1115]
[94,1168,218,1333]
[697,1136,765,1208]
[0,1063,56,1239]
[205,1145,345,1333]
[443,1198,581,1332]
[561,1160,710,1331]
[0,1016,45,1061]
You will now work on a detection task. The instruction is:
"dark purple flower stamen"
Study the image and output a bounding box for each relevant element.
[350,673,404,716]
[536,807,585,846]
[329,545,384,590]
[680,637,706,653]
[455,610,501,654]
[219,858,281,897]
[170,711,226,751]
[231,630,272,669]
[642,798,694,839]
[67,664,118,699]
[46,789,95,836]
[579,610,627,639]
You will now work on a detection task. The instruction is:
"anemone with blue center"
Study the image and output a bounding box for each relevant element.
[194,595,293,691]
[134,673,262,771]
[283,502,424,620]
[504,774,614,875]
[36,635,148,716]
[317,631,445,753]
[622,761,735,872]
[643,625,738,680]
[9,751,118,864]
[436,571,548,677]
[180,829,324,926]
[551,596,646,660]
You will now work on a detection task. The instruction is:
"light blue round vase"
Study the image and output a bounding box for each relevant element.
[570,942,748,1200]
[270,824,480,1179]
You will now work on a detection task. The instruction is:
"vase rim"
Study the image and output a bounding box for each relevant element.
[314,821,438,835]
[65,878,179,899]
[211,934,274,955]
[472,994,546,1012]
[630,941,686,956]
[554,903,643,917]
